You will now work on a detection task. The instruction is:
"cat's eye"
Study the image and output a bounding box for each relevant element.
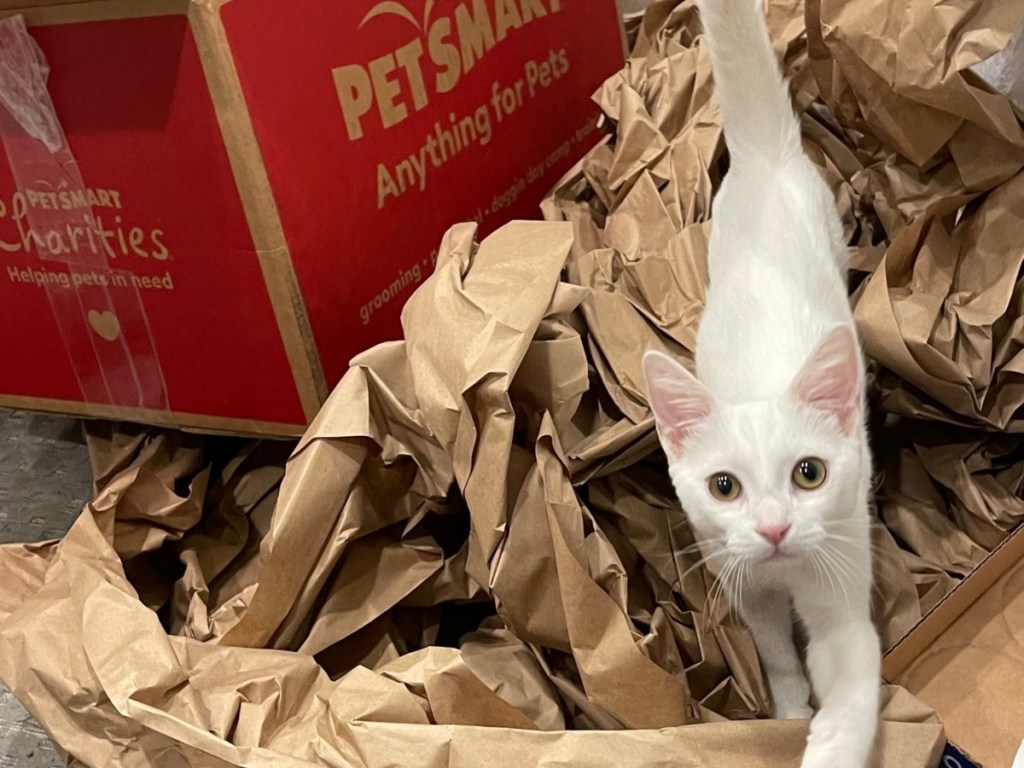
[708,473,741,501]
[792,458,827,490]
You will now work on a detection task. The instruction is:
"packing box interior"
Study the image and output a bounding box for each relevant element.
[1,0,1024,766]
[885,525,1024,766]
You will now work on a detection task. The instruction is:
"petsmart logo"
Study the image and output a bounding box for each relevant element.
[331,0,562,140]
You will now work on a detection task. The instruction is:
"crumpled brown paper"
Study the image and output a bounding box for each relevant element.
[3,0,1024,765]
[544,0,1024,624]
[0,219,943,767]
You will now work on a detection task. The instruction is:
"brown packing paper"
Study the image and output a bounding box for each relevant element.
[809,0,1024,168]
[854,172,1024,433]
[0,211,942,768]
[0,219,942,765]
[0,495,946,768]
[972,14,1024,113]
[548,0,1024,545]
[0,218,945,767]
[4,0,1024,765]
[545,0,1024,744]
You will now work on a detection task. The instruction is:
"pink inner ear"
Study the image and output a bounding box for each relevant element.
[790,326,862,434]
[643,351,714,455]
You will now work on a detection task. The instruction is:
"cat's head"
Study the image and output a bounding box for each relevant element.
[643,326,864,568]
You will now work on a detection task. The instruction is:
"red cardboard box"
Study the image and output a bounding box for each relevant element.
[0,0,624,436]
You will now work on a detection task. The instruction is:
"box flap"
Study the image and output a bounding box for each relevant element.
[0,0,96,9]
[896,536,1024,768]
[884,525,1024,679]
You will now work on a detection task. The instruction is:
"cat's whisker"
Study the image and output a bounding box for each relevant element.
[737,559,752,615]
[678,556,711,583]
[703,578,722,628]
[821,531,872,552]
[823,542,864,589]
[827,557,858,598]
[819,524,876,548]
[676,543,704,556]
[821,526,895,558]
[821,538,858,564]
[809,551,827,600]
[677,536,729,553]
[816,553,832,601]
[820,547,852,607]
[838,550,904,592]
[706,561,728,623]
[724,563,739,620]
[721,556,753,621]
[675,539,727,559]
[706,555,739,626]
[701,563,721,623]
[821,532,897,575]
[821,519,862,529]
[728,560,744,620]
[817,548,841,600]
[678,548,728,583]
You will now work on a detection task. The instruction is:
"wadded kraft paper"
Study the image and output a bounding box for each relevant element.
[0,218,944,767]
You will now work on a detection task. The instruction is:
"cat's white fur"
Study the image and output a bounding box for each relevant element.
[642,0,881,766]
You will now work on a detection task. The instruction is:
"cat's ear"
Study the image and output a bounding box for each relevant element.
[643,350,714,456]
[789,325,862,434]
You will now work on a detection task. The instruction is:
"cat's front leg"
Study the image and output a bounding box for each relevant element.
[795,595,880,768]
[738,586,812,720]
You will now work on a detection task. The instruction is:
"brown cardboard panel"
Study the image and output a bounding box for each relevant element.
[883,525,1024,680]
[0,0,187,24]
[895,537,1024,768]
[0,0,95,8]
[0,393,304,438]
[187,0,328,420]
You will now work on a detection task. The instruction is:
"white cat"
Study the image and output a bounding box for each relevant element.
[642,0,881,766]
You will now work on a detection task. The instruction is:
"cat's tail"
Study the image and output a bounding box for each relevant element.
[696,0,802,166]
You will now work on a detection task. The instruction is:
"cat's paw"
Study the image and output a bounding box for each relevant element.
[770,672,812,720]
[774,702,813,720]
[799,713,870,768]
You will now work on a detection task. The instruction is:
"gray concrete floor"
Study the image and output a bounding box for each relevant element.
[0,409,93,768]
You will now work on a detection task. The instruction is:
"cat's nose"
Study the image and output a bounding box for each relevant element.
[756,522,791,547]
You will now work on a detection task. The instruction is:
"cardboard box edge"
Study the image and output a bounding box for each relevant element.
[0,0,189,26]
[611,0,630,59]
[0,393,305,438]
[882,522,1024,680]
[188,0,329,421]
